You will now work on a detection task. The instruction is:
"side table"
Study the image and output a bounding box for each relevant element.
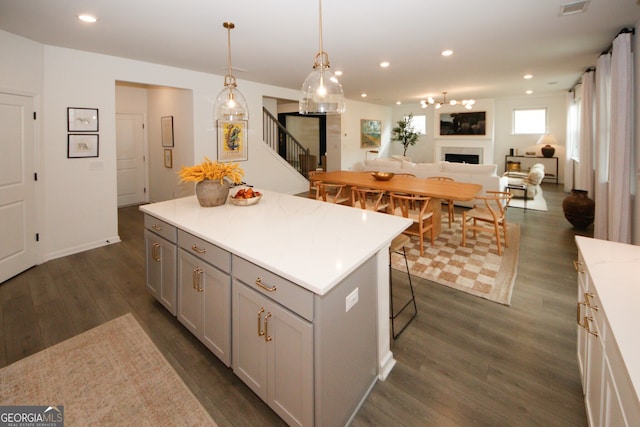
[506,183,527,211]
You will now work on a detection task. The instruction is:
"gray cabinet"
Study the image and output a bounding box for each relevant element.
[178,230,231,367]
[233,279,313,427]
[144,215,177,315]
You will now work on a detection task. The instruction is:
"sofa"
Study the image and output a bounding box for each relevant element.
[363,157,508,207]
[502,163,545,200]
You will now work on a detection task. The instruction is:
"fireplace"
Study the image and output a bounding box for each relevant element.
[435,139,494,165]
[445,153,480,164]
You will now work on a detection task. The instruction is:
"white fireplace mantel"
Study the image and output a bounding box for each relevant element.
[435,139,494,165]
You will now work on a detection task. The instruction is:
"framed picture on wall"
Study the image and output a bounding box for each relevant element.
[360,119,381,148]
[161,116,174,147]
[67,134,99,158]
[67,107,99,132]
[164,149,173,168]
[217,120,248,161]
[439,111,486,136]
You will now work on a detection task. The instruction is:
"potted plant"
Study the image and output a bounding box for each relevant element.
[391,113,419,156]
[178,157,244,207]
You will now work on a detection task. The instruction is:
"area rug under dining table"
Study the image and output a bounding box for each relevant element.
[392,215,520,305]
[0,313,217,426]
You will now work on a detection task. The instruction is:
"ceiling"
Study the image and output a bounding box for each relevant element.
[1,0,638,107]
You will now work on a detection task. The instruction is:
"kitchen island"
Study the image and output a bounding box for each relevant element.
[140,190,412,426]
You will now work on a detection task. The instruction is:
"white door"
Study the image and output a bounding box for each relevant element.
[0,92,37,284]
[116,113,146,207]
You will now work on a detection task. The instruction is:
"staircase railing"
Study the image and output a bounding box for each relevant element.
[263,107,314,177]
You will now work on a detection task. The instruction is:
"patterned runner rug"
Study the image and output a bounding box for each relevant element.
[392,216,520,305]
[0,313,217,426]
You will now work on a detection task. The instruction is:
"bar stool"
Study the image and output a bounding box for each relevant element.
[389,234,417,339]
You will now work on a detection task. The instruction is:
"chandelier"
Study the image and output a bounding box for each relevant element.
[299,0,345,114]
[421,92,475,110]
[213,22,249,121]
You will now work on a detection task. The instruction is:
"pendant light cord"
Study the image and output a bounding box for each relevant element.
[223,22,236,88]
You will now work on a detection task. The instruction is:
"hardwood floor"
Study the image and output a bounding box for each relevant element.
[0,184,591,426]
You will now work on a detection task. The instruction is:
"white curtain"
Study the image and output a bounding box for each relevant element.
[607,32,633,243]
[565,90,580,192]
[576,71,595,196]
[594,54,611,239]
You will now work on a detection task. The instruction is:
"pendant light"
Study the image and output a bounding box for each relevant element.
[299,0,345,114]
[214,22,248,121]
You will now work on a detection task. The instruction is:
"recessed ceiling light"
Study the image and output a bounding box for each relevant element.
[380,61,390,68]
[78,14,97,23]
[526,90,533,94]
[396,101,401,105]
[441,49,453,57]
[361,93,367,98]
[334,70,343,76]
[524,74,533,79]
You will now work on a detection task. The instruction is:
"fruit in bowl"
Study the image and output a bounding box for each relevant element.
[230,187,262,205]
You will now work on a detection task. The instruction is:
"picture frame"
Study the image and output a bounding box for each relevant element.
[164,149,173,168]
[217,120,248,161]
[360,119,381,148]
[161,116,174,147]
[67,134,99,158]
[439,111,486,136]
[67,107,99,132]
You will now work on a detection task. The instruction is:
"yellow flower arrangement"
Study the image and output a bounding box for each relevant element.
[177,157,244,184]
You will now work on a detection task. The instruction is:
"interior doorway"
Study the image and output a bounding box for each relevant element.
[0,92,37,283]
[278,113,326,170]
[116,113,147,207]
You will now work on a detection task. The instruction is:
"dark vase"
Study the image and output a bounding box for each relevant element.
[562,190,595,229]
[541,145,555,158]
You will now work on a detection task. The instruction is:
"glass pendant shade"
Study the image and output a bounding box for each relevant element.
[214,22,248,122]
[300,54,345,114]
[214,82,248,121]
[299,0,345,115]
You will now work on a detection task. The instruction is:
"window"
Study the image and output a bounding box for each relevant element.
[513,108,547,134]
[408,114,426,135]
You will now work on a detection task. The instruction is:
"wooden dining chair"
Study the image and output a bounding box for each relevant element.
[308,170,322,198]
[461,191,513,255]
[315,182,351,205]
[351,187,389,213]
[426,176,455,228]
[389,192,434,256]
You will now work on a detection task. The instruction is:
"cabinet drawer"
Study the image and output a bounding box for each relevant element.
[233,255,313,321]
[178,229,231,273]
[145,214,177,243]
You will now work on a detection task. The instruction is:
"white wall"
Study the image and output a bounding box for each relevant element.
[494,93,568,182]
[339,100,393,171]
[1,30,312,262]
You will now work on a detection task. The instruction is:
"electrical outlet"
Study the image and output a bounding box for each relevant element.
[345,288,359,312]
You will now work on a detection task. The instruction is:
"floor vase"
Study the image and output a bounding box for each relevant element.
[195,180,230,207]
[562,189,595,229]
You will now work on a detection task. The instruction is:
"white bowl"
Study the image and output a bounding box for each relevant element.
[230,194,262,206]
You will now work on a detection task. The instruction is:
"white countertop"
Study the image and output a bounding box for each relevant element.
[140,190,412,295]
[575,236,640,402]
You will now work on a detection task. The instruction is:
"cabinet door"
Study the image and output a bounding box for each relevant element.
[201,261,231,366]
[268,300,313,427]
[178,249,203,337]
[145,229,177,315]
[178,249,231,366]
[232,281,269,401]
[584,314,604,427]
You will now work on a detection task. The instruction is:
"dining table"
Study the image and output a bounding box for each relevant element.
[310,170,483,236]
